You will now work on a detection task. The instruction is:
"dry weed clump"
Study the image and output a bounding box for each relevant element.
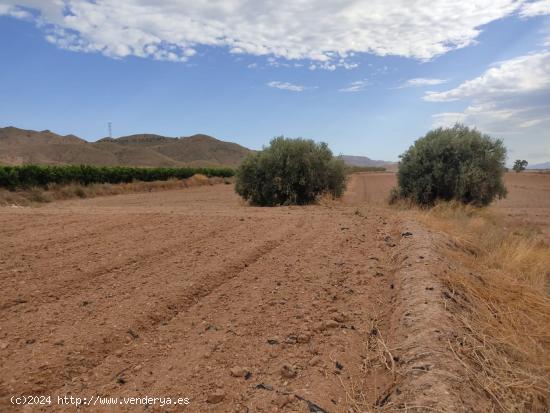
[0,174,228,206]
[418,201,550,411]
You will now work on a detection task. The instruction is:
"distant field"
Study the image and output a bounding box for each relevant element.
[493,172,550,241]
[346,172,550,239]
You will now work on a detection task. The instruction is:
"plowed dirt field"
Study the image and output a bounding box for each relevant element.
[1,172,548,412]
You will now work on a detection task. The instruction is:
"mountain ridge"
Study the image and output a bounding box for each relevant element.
[0,127,251,167]
[338,154,398,171]
[0,126,401,170]
[527,161,550,170]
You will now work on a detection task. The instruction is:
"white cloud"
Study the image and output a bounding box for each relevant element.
[339,80,369,92]
[426,51,550,162]
[520,0,550,17]
[0,0,543,64]
[0,3,30,18]
[267,81,311,92]
[431,112,467,128]
[401,78,448,87]
[424,52,550,103]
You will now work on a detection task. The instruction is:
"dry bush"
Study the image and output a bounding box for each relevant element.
[0,174,227,206]
[418,202,550,411]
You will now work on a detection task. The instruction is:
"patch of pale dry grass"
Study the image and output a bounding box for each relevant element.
[423,201,550,291]
[418,201,550,411]
[0,174,231,206]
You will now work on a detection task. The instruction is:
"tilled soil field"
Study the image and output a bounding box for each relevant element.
[2,172,545,412]
[493,172,550,241]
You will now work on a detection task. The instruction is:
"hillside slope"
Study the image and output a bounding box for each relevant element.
[339,154,397,170]
[0,127,251,167]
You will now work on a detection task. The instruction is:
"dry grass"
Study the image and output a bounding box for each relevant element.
[0,174,232,206]
[338,306,400,413]
[422,201,550,291]
[418,202,550,412]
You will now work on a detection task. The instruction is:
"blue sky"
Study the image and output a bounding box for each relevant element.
[0,1,549,163]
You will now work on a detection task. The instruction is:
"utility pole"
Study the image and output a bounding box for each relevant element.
[108,122,112,138]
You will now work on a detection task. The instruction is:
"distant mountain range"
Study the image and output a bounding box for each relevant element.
[338,155,398,171]
[527,162,550,170]
[0,127,251,167]
[0,126,400,170]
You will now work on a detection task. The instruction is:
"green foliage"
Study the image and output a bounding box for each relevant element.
[394,124,507,207]
[512,159,528,173]
[345,165,386,173]
[0,164,234,190]
[235,137,346,206]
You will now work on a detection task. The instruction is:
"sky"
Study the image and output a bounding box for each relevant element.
[0,1,549,164]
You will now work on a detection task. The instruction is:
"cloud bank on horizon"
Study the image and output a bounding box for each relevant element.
[0,0,549,162]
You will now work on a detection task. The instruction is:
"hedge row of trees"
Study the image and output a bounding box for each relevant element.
[235,125,508,207]
[0,164,235,190]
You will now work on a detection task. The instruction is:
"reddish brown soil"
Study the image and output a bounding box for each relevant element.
[0,174,406,412]
[493,172,550,241]
[3,172,545,412]
[347,171,550,239]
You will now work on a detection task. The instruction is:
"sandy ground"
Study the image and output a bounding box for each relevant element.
[493,172,550,241]
[1,172,548,412]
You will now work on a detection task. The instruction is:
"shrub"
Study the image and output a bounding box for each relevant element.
[394,124,507,206]
[235,137,346,206]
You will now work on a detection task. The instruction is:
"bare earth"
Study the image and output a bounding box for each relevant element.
[493,172,550,241]
[1,172,549,412]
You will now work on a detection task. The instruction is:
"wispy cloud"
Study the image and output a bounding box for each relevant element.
[339,80,369,92]
[267,81,312,92]
[0,4,30,19]
[399,78,448,88]
[519,0,550,17]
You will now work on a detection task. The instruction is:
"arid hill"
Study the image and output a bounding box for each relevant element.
[339,154,398,170]
[0,127,251,167]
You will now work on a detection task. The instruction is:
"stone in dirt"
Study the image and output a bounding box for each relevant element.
[230,366,249,377]
[207,389,225,404]
[274,394,294,408]
[324,320,340,329]
[308,356,321,366]
[280,363,297,379]
[332,313,348,323]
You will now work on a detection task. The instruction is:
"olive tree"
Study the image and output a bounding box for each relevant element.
[392,124,507,206]
[235,137,346,206]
